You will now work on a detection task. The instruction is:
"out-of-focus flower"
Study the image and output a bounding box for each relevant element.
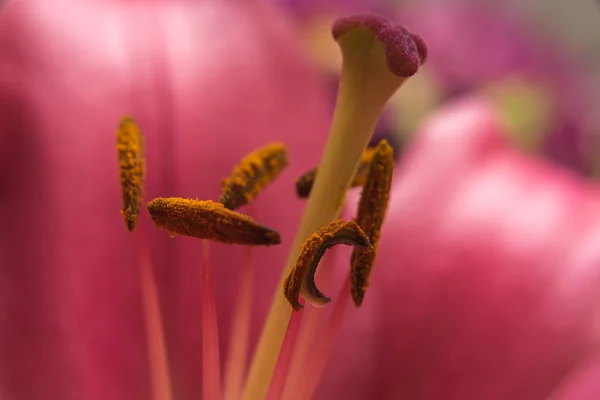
[319,97,600,399]
[0,0,330,398]
[394,2,599,174]
[280,0,387,21]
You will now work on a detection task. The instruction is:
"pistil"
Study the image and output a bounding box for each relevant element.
[243,14,427,399]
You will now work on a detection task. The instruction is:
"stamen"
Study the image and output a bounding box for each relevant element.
[295,148,376,198]
[220,143,288,210]
[117,117,145,231]
[243,14,426,399]
[146,198,281,246]
[351,139,394,306]
[283,220,372,311]
[117,117,173,399]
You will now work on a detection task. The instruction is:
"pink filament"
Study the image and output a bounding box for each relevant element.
[267,300,305,400]
[298,275,352,400]
[137,230,174,400]
[201,240,223,400]
[223,247,254,400]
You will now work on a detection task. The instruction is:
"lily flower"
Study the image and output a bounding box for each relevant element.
[319,97,600,399]
[0,0,331,398]
[2,2,430,400]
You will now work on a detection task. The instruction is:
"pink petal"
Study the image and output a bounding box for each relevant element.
[0,1,329,399]
[320,97,600,399]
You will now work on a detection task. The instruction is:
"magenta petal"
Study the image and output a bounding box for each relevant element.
[0,1,329,399]
[320,98,600,399]
[400,3,596,173]
[382,98,600,398]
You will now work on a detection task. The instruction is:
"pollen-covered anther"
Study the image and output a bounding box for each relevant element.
[332,14,426,77]
[295,147,376,198]
[351,139,394,306]
[283,220,372,311]
[147,197,281,246]
[117,117,145,231]
[220,143,288,210]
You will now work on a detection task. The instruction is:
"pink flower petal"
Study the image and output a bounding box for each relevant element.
[0,1,329,398]
[320,97,600,399]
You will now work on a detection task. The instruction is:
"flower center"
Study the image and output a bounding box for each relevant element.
[115,13,427,400]
[244,14,426,400]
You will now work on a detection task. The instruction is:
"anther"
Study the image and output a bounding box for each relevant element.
[295,148,376,198]
[350,139,394,306]
[283,220,372,311]
[220,143,288,210]
[147,198,281,246]
[117,117,145,231]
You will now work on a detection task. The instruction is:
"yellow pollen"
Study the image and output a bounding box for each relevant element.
[283,219,372,310]
[117,117,145,231]
[220,143,288,210]
[146,197,281,246]
[351,139,394,306]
